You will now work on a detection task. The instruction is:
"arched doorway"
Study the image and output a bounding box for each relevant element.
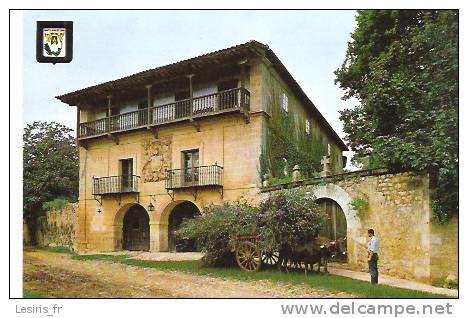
[122,204,150,251]
[317,198,348,261]
[168,201,200,252]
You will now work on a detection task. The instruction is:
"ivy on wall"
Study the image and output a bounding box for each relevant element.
[259,84,327,181]
[350,197,369,219]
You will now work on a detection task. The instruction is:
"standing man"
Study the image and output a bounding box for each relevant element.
[367,228,379,284]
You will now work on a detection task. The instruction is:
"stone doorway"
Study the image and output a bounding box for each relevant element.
[168,201,200,252]
[122,205,150,251]
[317,198,348,261]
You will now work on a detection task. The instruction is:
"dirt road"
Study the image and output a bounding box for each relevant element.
[23,249,353,298]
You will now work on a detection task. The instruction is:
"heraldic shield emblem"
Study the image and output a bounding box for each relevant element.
[43,28,66,57]
[36,21,73,63]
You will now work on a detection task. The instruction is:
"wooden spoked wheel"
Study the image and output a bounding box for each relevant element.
[262,251,279,266]
[236,241,262,272]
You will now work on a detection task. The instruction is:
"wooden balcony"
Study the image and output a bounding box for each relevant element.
[79,87,250,139]
[92,175,140,195]
[165,165,223,190]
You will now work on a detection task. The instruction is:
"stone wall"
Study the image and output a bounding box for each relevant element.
[261,169,458,284]
[37,203,79,250]
[429,216,458,282]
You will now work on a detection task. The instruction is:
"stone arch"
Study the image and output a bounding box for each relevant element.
[316,197,347,240]
[159,200,203,225]
[113,203,154,251]
[114,203,156,226]
[310,183,361,264]
[154,200,203,252]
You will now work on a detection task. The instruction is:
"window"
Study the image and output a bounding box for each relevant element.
[305,119,310,135]
[281,93,288,112]
[183,150,200,184]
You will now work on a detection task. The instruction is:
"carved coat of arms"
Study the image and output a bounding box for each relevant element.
[142,137,172,182]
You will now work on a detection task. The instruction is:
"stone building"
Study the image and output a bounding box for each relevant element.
[57,41,347,253]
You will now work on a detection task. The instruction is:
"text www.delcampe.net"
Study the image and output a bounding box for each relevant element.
[280,302,453,317]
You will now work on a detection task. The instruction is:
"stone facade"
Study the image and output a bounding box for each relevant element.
[261,170,458,283]
[77,113,269,252]
[68,50,345,255]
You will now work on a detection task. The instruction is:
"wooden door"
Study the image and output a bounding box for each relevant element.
[120,159,133,192]
[123,206,150,251]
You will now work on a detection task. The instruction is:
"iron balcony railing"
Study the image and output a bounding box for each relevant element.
[79,87,250,138]
[165,165,223,190]
[92,175,140,195]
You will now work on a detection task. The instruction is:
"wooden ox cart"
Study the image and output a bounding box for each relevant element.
[232,235,279,272]
[232,234,343,273]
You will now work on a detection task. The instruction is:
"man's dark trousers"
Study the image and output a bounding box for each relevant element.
[368,253,379,284]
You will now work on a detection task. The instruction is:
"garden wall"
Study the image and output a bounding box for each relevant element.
[261,169,458,284]
[36,203,79,250]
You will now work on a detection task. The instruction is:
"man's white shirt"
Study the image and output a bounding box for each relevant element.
[367,236,379,253]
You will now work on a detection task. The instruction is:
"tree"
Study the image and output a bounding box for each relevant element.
[335,10,458,223]
[23,121,79,243]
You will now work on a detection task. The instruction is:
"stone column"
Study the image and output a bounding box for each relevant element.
[150,221,169,252]
[112,223,123,251]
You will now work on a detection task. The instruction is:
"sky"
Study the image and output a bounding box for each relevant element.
[23,10,358,152]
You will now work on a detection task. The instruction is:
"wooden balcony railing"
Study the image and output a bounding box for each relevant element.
[79,87,250,138]
[92,175,140,195]
[165,165,223,190]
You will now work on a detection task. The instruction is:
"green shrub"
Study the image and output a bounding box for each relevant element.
[268,175,293,186]
[176,201,259,266]
[42,198,68,211]
[434,278,458,289]
[257,188,326,252]
[177,189,327,266]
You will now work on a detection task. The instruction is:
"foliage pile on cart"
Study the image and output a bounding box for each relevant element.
[177,188,334,272]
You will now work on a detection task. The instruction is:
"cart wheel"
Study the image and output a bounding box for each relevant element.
[262,251,279,266]
[236,241,262,272]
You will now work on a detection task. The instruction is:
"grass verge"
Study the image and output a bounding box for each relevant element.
[68,253,450,298]
[23,288,47,298]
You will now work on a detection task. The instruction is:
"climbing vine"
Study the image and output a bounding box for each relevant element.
[259,83,327,181]
[350,197,369,219]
